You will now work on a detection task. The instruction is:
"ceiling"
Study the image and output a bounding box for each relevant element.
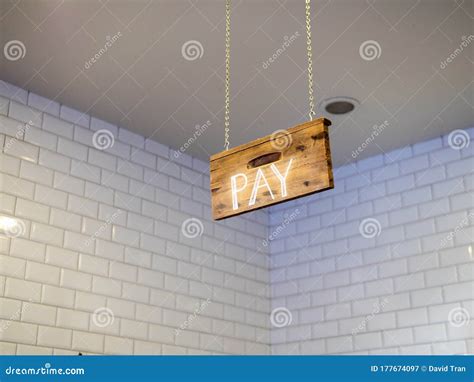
[1,0,473,166]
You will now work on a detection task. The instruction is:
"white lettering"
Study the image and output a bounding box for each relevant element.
[230,173,247,210]
[230,158,294,210]
[249,169,274,206]
[270,158,293,198]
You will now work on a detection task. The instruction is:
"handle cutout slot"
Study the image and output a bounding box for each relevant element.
[247,152,281,169]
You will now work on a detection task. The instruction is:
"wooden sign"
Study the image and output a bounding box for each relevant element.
[210,118,333,220]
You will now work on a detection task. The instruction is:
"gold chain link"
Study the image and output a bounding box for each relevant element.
[305,0,315,121]
[224,0,231,150]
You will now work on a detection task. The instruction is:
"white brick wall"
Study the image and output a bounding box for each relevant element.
[0,80,472,355]
[268,126,473,355]
[0,81,270,355]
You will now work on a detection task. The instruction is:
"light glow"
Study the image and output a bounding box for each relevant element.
[0,216,19,231]
[0,216,24,237]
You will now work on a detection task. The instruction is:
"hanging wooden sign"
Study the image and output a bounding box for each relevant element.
[210,118,333,220]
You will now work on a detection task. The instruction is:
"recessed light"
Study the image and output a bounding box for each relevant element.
[320,97,358,115]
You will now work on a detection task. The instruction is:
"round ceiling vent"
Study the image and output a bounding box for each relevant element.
[320,97,358,115]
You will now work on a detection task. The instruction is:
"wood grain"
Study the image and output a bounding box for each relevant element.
[210,118,333,220]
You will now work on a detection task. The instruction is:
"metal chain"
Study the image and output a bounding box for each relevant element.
[223,0,313,146]
[305,0,315,121]
[224,0,231,150]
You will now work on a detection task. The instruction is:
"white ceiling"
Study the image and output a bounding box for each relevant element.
[1,0,473,166]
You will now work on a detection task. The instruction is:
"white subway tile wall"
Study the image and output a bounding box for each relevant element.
[269,126,473,354]
[0,81,472,356]
[0,81,270,355]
